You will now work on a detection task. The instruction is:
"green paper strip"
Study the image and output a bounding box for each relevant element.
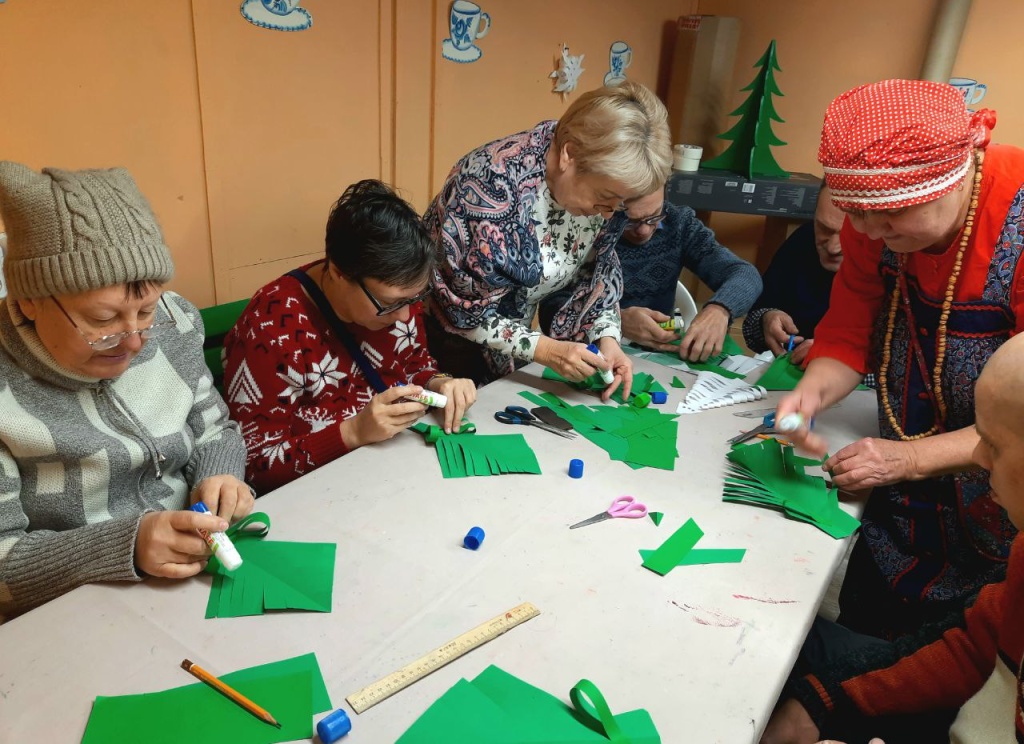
[640,518,704,576]
[639,548,746,565]
[670,376,686,389]
[570,679,626,742]
[649,512,664,526]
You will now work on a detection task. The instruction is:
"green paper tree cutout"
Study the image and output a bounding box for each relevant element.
[703,39,789,179]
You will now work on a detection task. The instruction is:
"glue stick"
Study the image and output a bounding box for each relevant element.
[658,308,684,332]
[776,413,806,433]
[394,382,448,408]
[189,502,243,571]
[585,344,615,385]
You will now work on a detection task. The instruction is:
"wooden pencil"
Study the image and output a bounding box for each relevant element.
[180,658,282,729]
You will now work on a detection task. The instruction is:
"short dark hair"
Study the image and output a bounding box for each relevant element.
[324,180,436,287]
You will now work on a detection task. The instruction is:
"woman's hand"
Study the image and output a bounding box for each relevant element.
[430,376,477,433]
[759,699,820,744]
[536,338,608,382]
[762,310,803,356]
[824,437,919,490]
[191,475,254,523]
[135,510,227,579]
[340,386,427,449]
[678,304,730,362]
[621,306,678,351]
[597,337,633,402]
[775,388,829,457]
[790,339,815,368]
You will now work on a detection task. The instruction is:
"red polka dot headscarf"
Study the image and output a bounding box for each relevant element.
[818,79,996,210]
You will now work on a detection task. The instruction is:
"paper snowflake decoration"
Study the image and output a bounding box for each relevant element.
[550,45,584,96]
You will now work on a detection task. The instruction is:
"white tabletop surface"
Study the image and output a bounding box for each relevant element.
[0,358,879,743]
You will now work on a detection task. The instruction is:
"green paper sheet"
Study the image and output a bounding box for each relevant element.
[519,390,680,471]
[204,513,336,619]
[82,654,330,744]
[541,368,662,406]
[434,433,541,478]
[639,548,746,565]
[206,540,336,618]
[755,353,871,391]
[640,518,704,576]
[670,376,686,389]
[397,665,659,744]
[724,439,861,539]
[649,512,664,526]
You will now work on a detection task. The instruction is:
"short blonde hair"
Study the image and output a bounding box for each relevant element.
[555,81,672,197]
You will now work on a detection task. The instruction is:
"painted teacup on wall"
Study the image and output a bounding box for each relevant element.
[261,0,300,15]
[450,1,490,51]
[603,41,632,86]
[949,77,988,107]
[442,0,491,63]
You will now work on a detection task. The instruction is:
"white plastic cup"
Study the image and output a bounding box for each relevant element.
[673,144,703,172]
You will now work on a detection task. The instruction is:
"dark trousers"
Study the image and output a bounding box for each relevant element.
[794,618,957,743]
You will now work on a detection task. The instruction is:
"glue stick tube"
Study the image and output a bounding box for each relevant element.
[585,344,615,385]
[189,502,243,571]
[394,382,448,408]
[658,308,684,332]
[776,413,807,433]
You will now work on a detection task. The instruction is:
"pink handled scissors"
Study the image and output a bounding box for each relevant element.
[569,495,648,529]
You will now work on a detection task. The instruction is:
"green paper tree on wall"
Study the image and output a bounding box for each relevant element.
[703,39,789,179]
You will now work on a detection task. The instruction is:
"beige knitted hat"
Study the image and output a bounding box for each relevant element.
[0,162,174,300]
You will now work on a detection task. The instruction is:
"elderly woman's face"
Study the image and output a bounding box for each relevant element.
[549,142,635,218]
[842,186,968,254]
[17,283,164,379]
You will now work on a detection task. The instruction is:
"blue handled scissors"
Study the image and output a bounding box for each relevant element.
[494,405,577,439]
[728,413,777,446]
[569,495,648,529]
[729,412,814,446]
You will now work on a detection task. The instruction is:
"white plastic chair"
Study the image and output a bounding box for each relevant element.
[674,280,699,330]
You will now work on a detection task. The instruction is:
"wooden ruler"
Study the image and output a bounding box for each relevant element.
[346,601,540,714]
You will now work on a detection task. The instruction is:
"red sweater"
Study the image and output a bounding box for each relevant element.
[222,264,439,494]
[791,534,1024,740]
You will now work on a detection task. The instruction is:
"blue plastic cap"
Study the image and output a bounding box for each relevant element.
[316,708,352,742]
[585,343,600,355]
[650,391,668,404]
[463,526,485,550]
[189,502,210,515]
[568,458,584,478]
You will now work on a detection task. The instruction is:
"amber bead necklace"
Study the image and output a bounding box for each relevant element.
[878,149,983,441]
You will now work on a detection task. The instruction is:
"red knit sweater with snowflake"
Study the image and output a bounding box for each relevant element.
[222,264,439,494]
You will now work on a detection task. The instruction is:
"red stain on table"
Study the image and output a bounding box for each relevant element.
[670,600,741,628]
[732,594,798,605]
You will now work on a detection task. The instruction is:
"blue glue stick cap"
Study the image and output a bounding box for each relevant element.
[463,526,485,550]
[568,459,584,478]
[650,391,668,404]
[190,502,209,514]
[316,708,352,742]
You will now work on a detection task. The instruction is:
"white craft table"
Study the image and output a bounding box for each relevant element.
[0,358,879,743]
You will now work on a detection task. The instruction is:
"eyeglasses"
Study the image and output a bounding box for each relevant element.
[625,213,666,229]
[51,295,177,351]
[357,278,431,316]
